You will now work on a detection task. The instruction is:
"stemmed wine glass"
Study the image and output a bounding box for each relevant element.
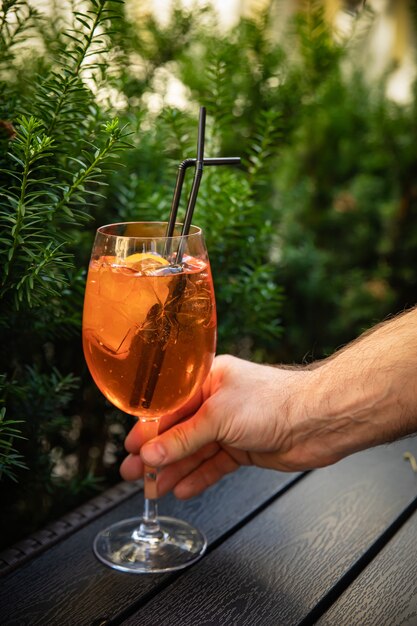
[82,221,216,573]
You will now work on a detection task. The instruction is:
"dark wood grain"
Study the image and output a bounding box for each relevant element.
[0,467,299,626]
[317,504,417,625]
[122,439,417,626]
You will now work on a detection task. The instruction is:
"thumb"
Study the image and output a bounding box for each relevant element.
[141,402,218,467]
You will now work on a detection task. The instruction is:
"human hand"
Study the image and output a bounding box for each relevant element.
[120,354,344,499]
[121,307,417,499]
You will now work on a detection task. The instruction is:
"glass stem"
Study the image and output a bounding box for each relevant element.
[142,466,160,534]
[143,491,158,525]
[138,417,162,537]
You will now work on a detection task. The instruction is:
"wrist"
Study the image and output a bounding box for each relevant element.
[272,359,395,469]
[306,351,411,459]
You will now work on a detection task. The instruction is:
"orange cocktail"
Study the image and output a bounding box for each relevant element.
[83,252,216,417]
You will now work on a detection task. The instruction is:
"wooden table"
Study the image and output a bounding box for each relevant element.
[2,437,417,625]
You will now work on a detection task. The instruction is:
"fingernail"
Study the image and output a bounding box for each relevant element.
[142,442,165,466]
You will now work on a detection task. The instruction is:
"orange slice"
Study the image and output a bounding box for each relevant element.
[125,252,170,272]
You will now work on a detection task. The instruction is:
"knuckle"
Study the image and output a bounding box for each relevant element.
[172,425,192,456]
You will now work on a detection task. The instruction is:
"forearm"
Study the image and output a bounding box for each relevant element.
[294,307,417,464]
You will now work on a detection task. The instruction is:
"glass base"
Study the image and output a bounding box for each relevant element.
[93,516,207,573]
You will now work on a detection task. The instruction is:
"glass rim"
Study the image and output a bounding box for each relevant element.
[96,221,203,241]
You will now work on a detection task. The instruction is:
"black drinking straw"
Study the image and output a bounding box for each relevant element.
[165,106,241,257]
[129,108,241,410]
[165,157,240,242]
[182,107,206,234]
[174,106,206,262]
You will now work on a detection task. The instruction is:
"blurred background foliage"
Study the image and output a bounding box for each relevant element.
[1,0,417,548]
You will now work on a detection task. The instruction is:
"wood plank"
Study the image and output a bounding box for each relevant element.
[0,467,299,626]
[317,506,417,625]
[122,438,417,626]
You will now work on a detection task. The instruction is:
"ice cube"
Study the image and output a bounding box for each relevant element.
[98,262,136,303]
[85,258,177,355]
[176,278,213,328]
[119,275,171,328]
[152,264,183,277]
[84,292,136,354]
[95,325,134,359]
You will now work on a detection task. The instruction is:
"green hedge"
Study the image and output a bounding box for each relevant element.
[1,0,416,548]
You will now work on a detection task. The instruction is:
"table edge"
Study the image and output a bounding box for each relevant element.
[0,479,143,577]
